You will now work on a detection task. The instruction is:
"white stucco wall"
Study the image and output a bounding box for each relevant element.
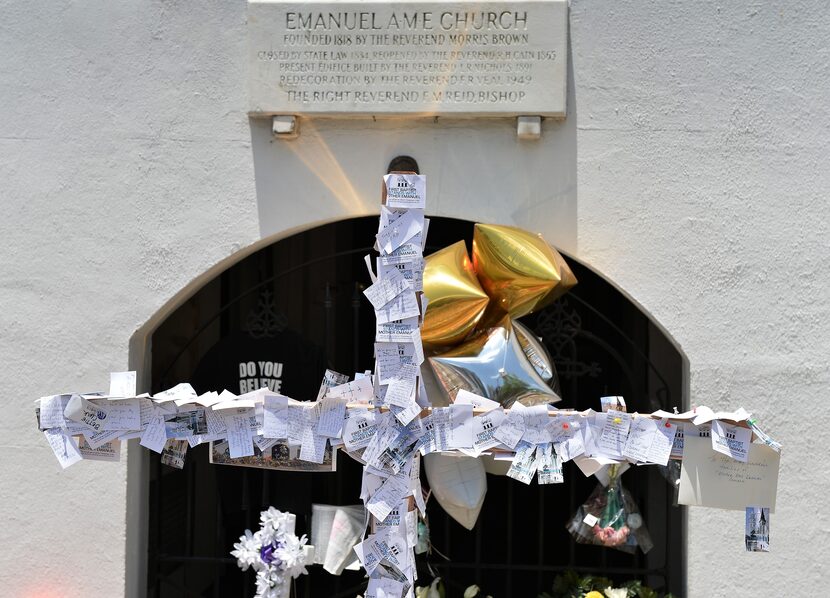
[1,1,827,597]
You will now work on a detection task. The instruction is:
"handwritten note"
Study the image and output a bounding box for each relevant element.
[109,371,137,397]
[223,407,255,458]
[374,291,421,324]
[494,402,526,449]
[44,428,83,469]
[39,395,70,429]
[447,403,474,449]
[363,269,411,310]
[317,397,348,438]
[366,473,410,522]
[597,409,631,458]
[263,394,289,438]
[140,408,167,453]
[678,436,780,511]
[101,398,141,431]
[376,208,423,254]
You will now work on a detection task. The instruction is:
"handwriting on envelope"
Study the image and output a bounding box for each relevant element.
[678,436,780,512]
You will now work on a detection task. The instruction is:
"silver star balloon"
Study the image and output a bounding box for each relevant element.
[513,319,562,396]
[428,318,561,408]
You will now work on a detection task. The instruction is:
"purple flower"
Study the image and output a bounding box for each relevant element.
[260,542,283,567]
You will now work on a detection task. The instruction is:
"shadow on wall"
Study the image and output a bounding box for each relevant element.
[249,43,578,252]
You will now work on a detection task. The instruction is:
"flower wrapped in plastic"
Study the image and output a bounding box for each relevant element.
[231,507,310,598]
[566,465,653,554]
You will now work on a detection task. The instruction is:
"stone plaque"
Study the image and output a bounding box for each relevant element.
[248,0,568,117]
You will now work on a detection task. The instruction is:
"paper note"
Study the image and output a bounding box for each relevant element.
[317,505,365,574]
[711,420,752,462]
[284,404,308,446]
[343,409,379,451]
[366,473,410,523]
[223,407,255,458]
[164,407,207,438]
[109,371,137,397]
[366,576,406,598]
[374,291,421,324]
[327,377,375,402]
[377,208,423,254]
[471,408,506,455]
[300,427,328,464]
[535,443,564,484]
[78,437,121,462]
[671,424,685,459]
[39,395,69,429]
[380,242,424,267]
[383,173,426,209]
[64,394,109,432]
[384,365,418,408]
[391,401,422,426]
[100,398,141,431]
[44,428,83,469]
[84,428,122,450]
[375,343,417,384]
[364,269,411,310]
[354,531,404,576]
[521,405,551,445]
[376,317,420,343]
[623,417,659,463]
[317,397,348,437]
[647,420,676,465]
[154,382,198,404]
[262,393,289,438]
[600,395,626,412]
[494,402,526,449]
[317,369,351,401]
[745,506,770,552]
[429,407,451,452]
[362,421,400,470]
[506,440,537,484]
[678,436,780,511]
[160,439,188,469]
[378,258,424,293]
[447,404,474,449]
[140,409,168,453]
[454,389,500,412]
[553,426,584,462]
[597,409,631,458]
[582,413,602,456]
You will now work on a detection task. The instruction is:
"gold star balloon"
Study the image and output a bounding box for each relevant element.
[422,241,490,346]
[429,318,561,408]
[472,223,576,320]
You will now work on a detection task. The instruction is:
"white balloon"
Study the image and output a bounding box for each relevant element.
[424,452,487,530]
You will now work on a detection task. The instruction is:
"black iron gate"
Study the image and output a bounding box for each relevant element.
[148,216,686,597]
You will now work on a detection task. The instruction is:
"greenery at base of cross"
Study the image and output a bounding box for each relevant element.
[537,570,675,598]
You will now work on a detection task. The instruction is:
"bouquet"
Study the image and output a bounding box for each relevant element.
[567,465,653,554]
[231,507,310,598]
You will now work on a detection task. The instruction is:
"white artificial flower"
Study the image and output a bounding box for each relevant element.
[603,588,628,598]
[274,533,309,579]
[255,525,277,547]
[255,568,286,598]
[260,507,291,537]
[230,529,261,571]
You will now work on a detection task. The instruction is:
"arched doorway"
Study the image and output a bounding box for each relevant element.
[146,216,687,597]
